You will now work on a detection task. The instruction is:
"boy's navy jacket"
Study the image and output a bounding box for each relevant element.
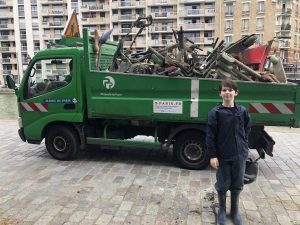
[206,103,251,161]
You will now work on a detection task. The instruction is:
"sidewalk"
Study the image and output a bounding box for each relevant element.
[0,120,300,225]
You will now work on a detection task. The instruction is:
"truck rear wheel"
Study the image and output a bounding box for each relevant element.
[173,131,209,170]
[45,125,79,160]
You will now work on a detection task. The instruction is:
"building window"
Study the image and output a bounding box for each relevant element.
[242,19,249,31]
[256,18,264,30]
[225,3,233,16]
[256,33,263,44]
[18,5,24,17]
[257,1,265,13]
[242,2,250,16]
[225,20,233,32]
[225,36,232,45]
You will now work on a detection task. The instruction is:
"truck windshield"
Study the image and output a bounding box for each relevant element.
[25,58,73,99]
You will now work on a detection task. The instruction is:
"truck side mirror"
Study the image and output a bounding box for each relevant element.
[6,75,17,91]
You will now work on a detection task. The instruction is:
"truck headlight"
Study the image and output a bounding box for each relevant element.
[18,117,23,128]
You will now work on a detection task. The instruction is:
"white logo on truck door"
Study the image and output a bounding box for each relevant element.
[103,76,115,89]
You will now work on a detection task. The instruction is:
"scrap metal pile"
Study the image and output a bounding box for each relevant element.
[108,15,287,83]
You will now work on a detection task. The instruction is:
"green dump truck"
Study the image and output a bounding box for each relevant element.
[6,29,300,170]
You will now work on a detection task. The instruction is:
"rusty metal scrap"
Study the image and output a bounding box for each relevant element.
[108,17,287,83]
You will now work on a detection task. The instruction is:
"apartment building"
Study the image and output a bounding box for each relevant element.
[0,0,299,86]
[221,0,300,63]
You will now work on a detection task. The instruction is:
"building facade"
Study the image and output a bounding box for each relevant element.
[0,0,299,86]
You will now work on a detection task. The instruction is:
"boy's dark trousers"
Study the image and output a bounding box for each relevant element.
[215,160,246,225]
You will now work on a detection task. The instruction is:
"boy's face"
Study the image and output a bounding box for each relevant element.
[219,86,238,102]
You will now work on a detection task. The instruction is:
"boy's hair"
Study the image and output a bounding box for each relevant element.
[219,79,238,92]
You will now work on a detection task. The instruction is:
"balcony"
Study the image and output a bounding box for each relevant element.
[118,27,141,34]
[0,23,14,29]
[32,22,39,28]
[257,9,264,14]
[21,46,27,52]
[151,12,177,19]
[81,17,108,25]
[277,24,291,31]
[179,8,215,17]
[111,14,137,21]
[0,35,14,41]
[149,0,177,5]
[111,1,146,8]
[224,27,233,33]
[179,0,214,3]
[179,23,215,31]
[49,21,65,27]
[279,41,290,49]
[81,4,110,12]
[242,10,250,16]
[205,8,215,16]
[123,40,146,48]
[33,34,40,40]
[0,0,13,6]
[187,37,202,44]
[42,34,62,40]
[0,46,15,52]
[256,25,264,31]
[204,37,214,45]
[0,11,13,18]
[148,39,175,47]
[0,58,17,64]
[150,26,174,33]
[280,8,292,15]
[20,34,26,40]
[225,11,233,17]
[42,9,66,15]
[40,0,65,4]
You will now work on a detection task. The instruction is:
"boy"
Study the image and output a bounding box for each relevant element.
[206,79,251,225]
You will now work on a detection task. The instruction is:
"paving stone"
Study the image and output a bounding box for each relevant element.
[95,214,112,225]
[243,201,258,211]
[1,121,300,225]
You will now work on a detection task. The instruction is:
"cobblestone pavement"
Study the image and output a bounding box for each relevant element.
[0,120,300,225]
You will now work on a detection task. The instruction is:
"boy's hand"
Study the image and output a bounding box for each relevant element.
[210,158,219,169]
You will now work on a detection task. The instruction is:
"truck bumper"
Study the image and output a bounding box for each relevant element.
[18,128,26,142]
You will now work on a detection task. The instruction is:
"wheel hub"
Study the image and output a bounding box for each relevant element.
[183,142,203,161]
[53,136,67,152]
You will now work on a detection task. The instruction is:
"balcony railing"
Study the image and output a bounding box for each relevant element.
[277,24,291,31]
[111,14,137,21]
[149,39,175,46]
[281,8,292,14]
[111,1,146,8]
[149,0,177,5]
[279,41,290,48]
[0,12,13,18]
[242,10,249,16]
[225,27,233,32]
[0,35,14,41]
[0,46,15,52]
[152,12,177,19]
[2,70,11,75]
[82,17,108,24]
[256,25,264,31]
[0,0,13,5]
[49,21,64,26]
[150,26,173,32]
[81,4,110,11]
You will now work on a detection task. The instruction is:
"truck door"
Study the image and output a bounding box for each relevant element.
[20,57,80,140]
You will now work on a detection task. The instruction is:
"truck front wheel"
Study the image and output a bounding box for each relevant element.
[45,125,79,160]
[173,131,209,170]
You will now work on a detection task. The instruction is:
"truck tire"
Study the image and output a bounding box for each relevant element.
[173,131,209,170]
[45,125,79,160]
